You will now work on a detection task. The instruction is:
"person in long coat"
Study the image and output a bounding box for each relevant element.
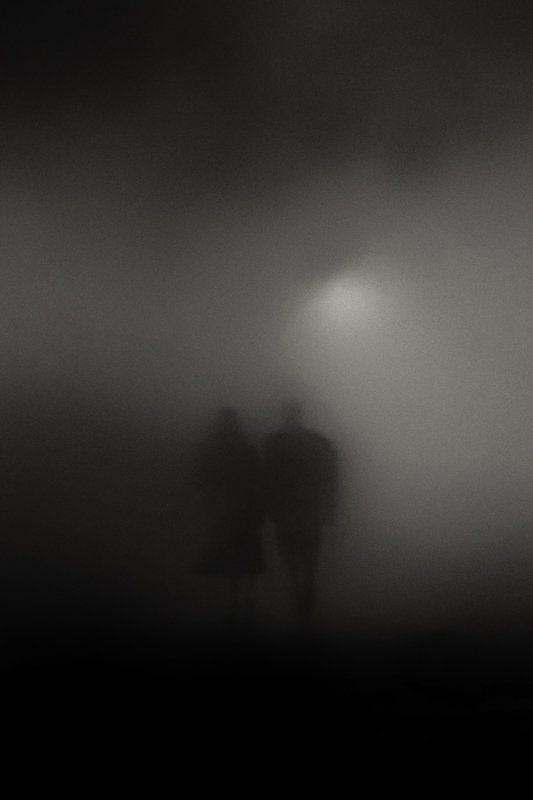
[195,408,265,626]
[265,401,338,628]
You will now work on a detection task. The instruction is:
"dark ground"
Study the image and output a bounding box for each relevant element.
[3,623,533,798]
[2,397,533,796]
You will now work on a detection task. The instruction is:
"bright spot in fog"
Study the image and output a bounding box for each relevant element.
[312,273,389,331]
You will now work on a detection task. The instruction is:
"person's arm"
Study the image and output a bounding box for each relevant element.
[323,442,339,524]
[263,437,281,522]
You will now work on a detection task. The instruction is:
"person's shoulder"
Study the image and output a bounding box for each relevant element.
[305,428,329,446]
[306,429,336,456]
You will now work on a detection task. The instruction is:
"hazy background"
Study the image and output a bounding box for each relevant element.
[1,0,532,642]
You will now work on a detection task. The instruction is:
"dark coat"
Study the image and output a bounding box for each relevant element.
[264,427,338,529]
[195,431,265,577]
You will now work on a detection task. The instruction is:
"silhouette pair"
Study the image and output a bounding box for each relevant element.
[195,402,338,629]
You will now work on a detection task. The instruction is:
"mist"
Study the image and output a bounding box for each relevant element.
[0,0,532,640]
[1,129,531,639]
[4,5,533,796]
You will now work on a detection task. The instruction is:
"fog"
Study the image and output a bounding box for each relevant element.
[1,1,532,642]
[1,132,531,638]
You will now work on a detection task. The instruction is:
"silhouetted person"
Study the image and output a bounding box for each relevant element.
[195,408,265,627]
[265,402,338,628]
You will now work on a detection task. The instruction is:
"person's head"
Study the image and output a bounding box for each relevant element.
[211,406,242,437]
[281,400,304,429]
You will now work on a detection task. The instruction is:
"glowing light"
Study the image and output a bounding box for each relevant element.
[312,274,387,331]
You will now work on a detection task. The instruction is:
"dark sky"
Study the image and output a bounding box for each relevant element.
[2,0,531,385]
[1,2,531,405]
[3,1,532,190]
[2,0,532,423]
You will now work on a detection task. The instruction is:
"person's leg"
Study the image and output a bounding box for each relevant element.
[228,576,257,627]
[300,530,322,629]
[278,524,314,627]
[278,524,303,623]
[241,575,256,626]
[285,552,304,622]
[226,577,241,626]
[285,556,310,628]
[300,564,317,628]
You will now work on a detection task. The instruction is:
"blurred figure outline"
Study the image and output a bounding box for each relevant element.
[194,407,266,627]
[265,401,338,629]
